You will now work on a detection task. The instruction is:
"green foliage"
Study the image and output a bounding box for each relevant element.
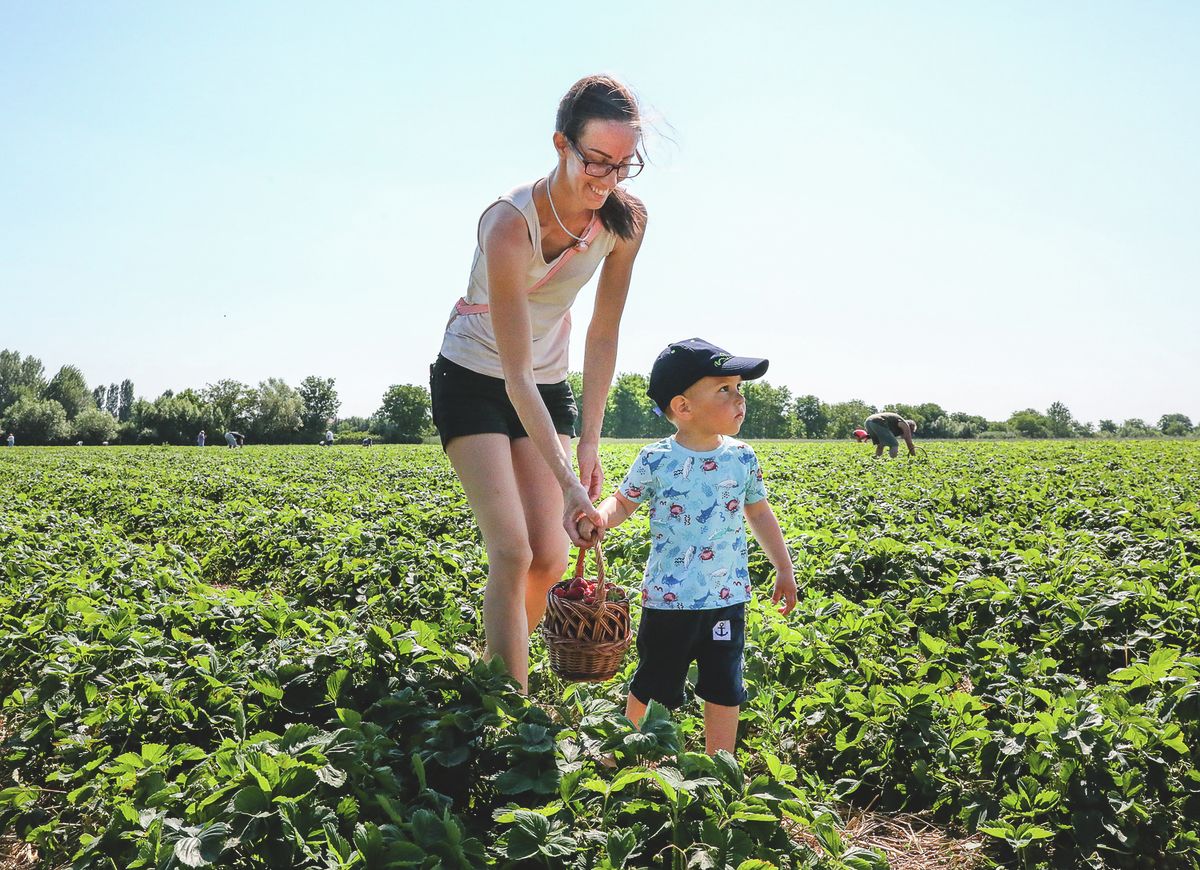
[1045,401,1075,438]
[794,394,829,439]
[1158,414,1194,436]
[1007,408,1051,439]
[0,348,48,416]
[1118,418,1160,438]
[741,381,794,439]
[379,384,432,442]
[43,364,92,420]
[2,443,1200,867]
[823,400,877,439]
[201,379,257,432]
[602,373,670,439]
[298,376,341,436]
[2,395,70,444]
[140,390,213,445]
[251,378,305,444]
[72,406,119,444]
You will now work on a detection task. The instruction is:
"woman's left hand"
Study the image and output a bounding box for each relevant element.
[577,440,604,501]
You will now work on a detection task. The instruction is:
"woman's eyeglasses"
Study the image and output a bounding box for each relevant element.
[568,139,644,179]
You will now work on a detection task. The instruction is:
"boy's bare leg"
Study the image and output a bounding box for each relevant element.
[625,693,648,727]
[704,702,739,755]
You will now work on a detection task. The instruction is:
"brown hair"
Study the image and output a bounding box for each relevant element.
[555,75,647,240]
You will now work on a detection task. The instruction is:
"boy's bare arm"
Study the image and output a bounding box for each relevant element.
[578,491,641,543]
[744,499,797,615]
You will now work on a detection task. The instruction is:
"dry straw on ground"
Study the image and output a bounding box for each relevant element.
[0,838,37,870]
[789,809,988,870]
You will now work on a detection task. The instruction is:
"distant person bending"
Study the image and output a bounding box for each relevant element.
[324,429,335,447]
[864,412,917,458]
[197,430,206,447]
[224,431,245,449]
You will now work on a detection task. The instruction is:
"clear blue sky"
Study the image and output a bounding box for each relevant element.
[3,2,1197,424]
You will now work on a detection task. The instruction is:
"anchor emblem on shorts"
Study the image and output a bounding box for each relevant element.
[713,620,731,640]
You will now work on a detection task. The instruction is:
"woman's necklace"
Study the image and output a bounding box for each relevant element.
[544,172,593,252]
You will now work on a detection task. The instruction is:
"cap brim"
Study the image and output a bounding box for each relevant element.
[716,356,769,380]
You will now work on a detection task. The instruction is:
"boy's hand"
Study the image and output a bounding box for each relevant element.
[772,573,798,615]
[577,515,604,546]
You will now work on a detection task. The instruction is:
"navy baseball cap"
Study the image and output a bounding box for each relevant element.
[647,338,769,415]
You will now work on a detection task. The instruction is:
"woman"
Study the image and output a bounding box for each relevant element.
[432,75,648,691]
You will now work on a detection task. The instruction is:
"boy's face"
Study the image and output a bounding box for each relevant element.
[676,375,746,435]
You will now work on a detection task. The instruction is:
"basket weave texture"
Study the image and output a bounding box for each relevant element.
[541,545,632,682]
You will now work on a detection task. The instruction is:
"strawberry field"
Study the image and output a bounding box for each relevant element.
[1,442,1197,869]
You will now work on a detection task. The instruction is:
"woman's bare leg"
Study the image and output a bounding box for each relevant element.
[447,434,535,690]
[510,434,573,631]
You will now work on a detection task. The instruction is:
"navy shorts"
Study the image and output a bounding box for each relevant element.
[629,603,747,709]
[429,355,578,450]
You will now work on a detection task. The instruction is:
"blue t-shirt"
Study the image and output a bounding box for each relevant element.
[618,436,767,610]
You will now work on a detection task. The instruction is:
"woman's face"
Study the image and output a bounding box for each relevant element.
[558,119,639,208]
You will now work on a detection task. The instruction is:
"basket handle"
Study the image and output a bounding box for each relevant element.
[572,543,607,605]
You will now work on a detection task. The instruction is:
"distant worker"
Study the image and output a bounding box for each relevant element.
[864,412,917,458]
[197,429,206,447]
[361,436,373,447]
[224,431,245,449]
[852,428,869,443]
[324,429,335,447]
[5,432,13,447]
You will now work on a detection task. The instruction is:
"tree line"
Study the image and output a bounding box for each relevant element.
[570,372,1195,441]
[0,349,431,446]
[2,348,1194,446]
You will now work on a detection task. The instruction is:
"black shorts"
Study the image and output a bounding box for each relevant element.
[429,355,578,450]
[628,603,747,709]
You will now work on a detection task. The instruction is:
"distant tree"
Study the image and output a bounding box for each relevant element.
[1098,419,1118,434]
[949,412,989,439]
[118,379,135,422]
[4,396,69,444]
[1046,401,1076,438]
[92,385,107,411]
[887,403,949,436]
[106,383,120,418]
[1158,413,1193,436]
[335,416,375,433]
[0,349,47,415]
[793,395,827,439]
[298,376,340,435]
[1008,408,1051,439]
[379,384,431,442]
[1072,420,1096,437]
[823,400,877,439]
[43,365,92,420]
[566,371,586,431]
[603,373,660,438]
[141,390,212,444]
[202,380,257,431]
[121,398,153,443]
[741,381,794,439]
[251,378,305,443]
[1118,418,1159,438]
[72,407,119,444]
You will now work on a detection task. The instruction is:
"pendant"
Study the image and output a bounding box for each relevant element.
[575,240,589,252]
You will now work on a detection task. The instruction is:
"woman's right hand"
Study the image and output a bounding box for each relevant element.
[562,480,604,548]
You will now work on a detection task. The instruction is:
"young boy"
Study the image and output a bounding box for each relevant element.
[578,338,798,755]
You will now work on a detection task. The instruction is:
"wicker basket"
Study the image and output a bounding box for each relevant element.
[541,545,632,682]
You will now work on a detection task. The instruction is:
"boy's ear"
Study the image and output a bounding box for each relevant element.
[669,395,689,419]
